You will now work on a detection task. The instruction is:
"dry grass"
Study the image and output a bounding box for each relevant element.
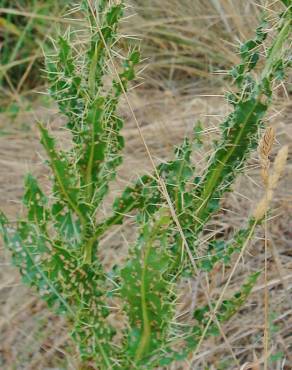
[0,0,292,369]
[125,0,266,85]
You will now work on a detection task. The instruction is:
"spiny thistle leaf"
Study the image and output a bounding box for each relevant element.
[78,96,107,200]
[193,98,267,228]
[151,272,260,368]
[120,210,174,365]
[179,10,291,243]
[0,212,70,313]
[90,49,140,206]
[23,174,50,232]
[37,123,88,224]
[198,219,257,272]
[86,3,124,96]
[46,36,84,138]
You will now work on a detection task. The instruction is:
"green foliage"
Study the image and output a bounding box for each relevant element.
[121,211,174,365]
[198,221,256,272]
[0,1,291,369]
[148,272,261,368]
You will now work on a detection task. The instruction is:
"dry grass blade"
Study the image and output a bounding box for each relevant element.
[0,7,83,24]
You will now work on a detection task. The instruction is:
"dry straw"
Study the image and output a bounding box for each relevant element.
[254,135,288,221]
[254,126,288,370]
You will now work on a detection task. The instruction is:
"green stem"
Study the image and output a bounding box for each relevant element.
[261,14,291,79]
[85,42,105,202]
[195,14,291,226]
[135,233,160,362]
[195,98,262,222]
[38,123,88,230]
[135,241,152,362]
[134,217,168,362]
[83,236,95,265]
[23,237,73,315]
[83,202,137,264]
[86,116,98,202]
[97,342,112,369]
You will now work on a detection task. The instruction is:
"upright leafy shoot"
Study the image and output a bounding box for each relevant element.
[0,1,291,369]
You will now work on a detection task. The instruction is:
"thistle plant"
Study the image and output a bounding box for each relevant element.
[0,1,291,369]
